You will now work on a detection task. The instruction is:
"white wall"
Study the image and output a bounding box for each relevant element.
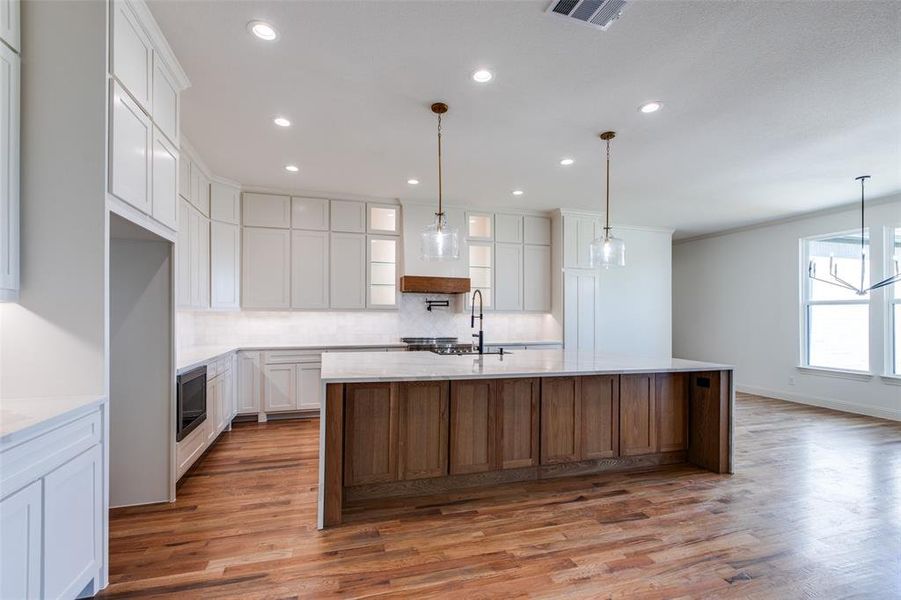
[0,0,107,399]
[673,195,901,420]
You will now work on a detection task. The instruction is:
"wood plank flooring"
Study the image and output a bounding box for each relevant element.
[100,393,901,599]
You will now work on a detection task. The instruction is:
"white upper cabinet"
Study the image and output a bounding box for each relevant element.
[331,200,365,233]
[178,153,191,200]
[0,0,20,53]
[243,193,290,228]
[151,57,178,143]
[524,216,551,245]
[291,196,329,230]
[367,203,399,234]
[193,210,210,307]
[523,244,551,312]
[150,128,177,229]
[111,0,153,111]
[190,169,210,217]
[0,42,19,298]
[176,198,191,307]
[211,221,240,309]
[494,243,523,311]
[210,182,240,224]
[242,227,291,308]
[330,233,366,309]
[564,214,600,269]
[367,236,398,308]
[495,214,523,244]
[467,212,493,240]
[291,230,329,309]
[110,82,151,214]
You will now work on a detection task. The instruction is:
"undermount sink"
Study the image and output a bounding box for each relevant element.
[429,348,511,356]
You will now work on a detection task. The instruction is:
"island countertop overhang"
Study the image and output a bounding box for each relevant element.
[320,349,733,383]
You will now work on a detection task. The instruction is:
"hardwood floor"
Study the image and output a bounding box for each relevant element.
[101,393,901,599]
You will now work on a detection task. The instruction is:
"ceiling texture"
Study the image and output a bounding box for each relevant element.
[148,0,901,239]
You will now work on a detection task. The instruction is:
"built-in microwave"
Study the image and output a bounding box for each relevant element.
[176,366,206,442]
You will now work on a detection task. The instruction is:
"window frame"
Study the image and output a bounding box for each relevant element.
[888,226,901,376]
[800,229,871,374]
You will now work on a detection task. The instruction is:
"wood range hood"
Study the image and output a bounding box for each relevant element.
[399,276,471,294]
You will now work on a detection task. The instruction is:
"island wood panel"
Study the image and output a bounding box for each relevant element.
[323,383,344,527]
[344,382,398,486]
[449,379,497,475]
[397,381,449,480]
[619,374,657,456]
[580,375,619,460]
[688,370,731,474]
[496,378,540,469]
[540,377,581,464]
[656,372,689,453]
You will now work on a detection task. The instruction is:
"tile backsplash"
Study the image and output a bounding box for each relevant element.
[177,294,561,349]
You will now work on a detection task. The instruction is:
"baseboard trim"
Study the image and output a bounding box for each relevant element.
[737,384,901,422]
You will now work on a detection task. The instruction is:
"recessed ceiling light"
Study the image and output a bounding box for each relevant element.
[639,101,663,113]
[248,20,278,41]
[407,179,419,185]
[285,164,299,172]
[560,158,574,166]
[472,69,493,83]
[512,190,524,196]
[273,117,291,127]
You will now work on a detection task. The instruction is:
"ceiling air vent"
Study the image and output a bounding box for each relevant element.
[546,0,628,31]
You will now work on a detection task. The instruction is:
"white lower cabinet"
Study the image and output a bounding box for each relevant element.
[206,376,221,444]
[259,353,323,414]
[176,355,235,479]
[263,363,296,412]
[0,403,106,600]
[237,351,261,414]
[297,363,322,410]
[0,480,41,600]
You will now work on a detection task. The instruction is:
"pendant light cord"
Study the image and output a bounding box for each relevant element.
[604,136,611,236]
[437,112,444,222]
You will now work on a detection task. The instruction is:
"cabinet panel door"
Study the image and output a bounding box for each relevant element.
[495,214,523,243]
[151,128,178,229]
[496,378,539,469]
[112,0,152,109]
[211,221,239,309]
[0,0,20,53]
[206,377,220,442]
[656,373,689,453]
[540,377,581,464]
[152,58,178,143]
[0,480,41,600]
[176,198,191,307]
[329,233,366,309]
[193,173,210,217]
[242,227,290,308]
[297,363,322,410]
[243,193,290,228]
[0,44,18,293]
[43,445,102,600]
[292,196,329,230]
[193,214,210,307]
[564,215,600,269]
[292,230,329,309]
[494,243,523,311]
[210,182,240,224]
[580,375,619,460]
[236,352,261,414]
[367,203,398,234]
[263,364,296,412]
[523,216,551,245]
[110,83,151,213]
[620,374,657,456]
[331,200,365,233]
[398,381,449,480]
[449,379,496,475]
[178,153,191,200]
[344,383,397,485]
[523,244,551,312]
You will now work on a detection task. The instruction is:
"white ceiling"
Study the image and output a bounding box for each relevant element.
[148,0,901,239]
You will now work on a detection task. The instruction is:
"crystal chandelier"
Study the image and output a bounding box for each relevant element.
[808,176,899,294]
[420,102,459,261]
[590,131,625,268]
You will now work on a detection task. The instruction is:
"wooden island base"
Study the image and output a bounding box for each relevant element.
[322,370,732,527]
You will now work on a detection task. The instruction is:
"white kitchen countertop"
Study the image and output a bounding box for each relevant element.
[0,395,107,443]
[176,340,563,374]
[320,349,732,383]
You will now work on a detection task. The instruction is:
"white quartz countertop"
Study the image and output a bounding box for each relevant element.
[320,349,732,383]
[0,395,106,443]
[176,340,562,374]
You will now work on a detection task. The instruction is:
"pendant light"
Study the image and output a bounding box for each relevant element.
[420,102,460,261]
[808,175,900,294]
[590,131,625,268]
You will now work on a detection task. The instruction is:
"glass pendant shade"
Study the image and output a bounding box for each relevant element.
[590,230,625,269]
[420,213,459,261]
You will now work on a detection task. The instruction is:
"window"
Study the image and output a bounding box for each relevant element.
[802,231,870,372]
[892,228,901,374]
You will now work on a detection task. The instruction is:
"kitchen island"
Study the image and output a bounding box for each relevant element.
[317,350,733,528]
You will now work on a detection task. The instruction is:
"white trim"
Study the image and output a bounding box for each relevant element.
[795,365,873,381]
[400,197,552,218]
[737,384,900,422]
[879,374,901,386]
[128,0,190,90]
[246,185,398,205]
